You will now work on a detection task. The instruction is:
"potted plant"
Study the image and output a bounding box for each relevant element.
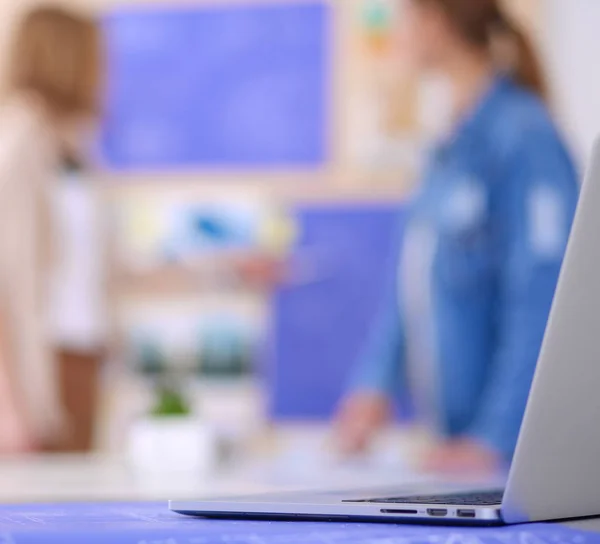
[127,340,218,475]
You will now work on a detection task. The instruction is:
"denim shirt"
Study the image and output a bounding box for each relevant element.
[352,77,580,460]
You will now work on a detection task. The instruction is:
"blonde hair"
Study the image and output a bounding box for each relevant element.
[9,5,102,120]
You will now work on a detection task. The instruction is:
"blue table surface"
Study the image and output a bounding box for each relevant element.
[0,502,597,544]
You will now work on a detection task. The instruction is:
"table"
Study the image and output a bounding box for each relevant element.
[0,453,421,503]
[0,455,596,533]
[0,455,283,503]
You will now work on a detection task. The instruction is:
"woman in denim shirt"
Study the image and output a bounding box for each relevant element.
[335,0,579,473]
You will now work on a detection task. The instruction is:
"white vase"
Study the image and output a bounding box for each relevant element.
[127,416,218,475]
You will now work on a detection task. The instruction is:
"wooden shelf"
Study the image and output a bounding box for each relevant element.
[95,169,415,203]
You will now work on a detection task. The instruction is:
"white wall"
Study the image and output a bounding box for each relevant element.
[546,0,600,167]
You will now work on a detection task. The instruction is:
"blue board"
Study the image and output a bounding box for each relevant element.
[101,1,329,170]
[267,203,406,421]
[0,502,596,543]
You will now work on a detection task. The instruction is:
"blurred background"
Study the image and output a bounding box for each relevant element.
[0,0,597,492]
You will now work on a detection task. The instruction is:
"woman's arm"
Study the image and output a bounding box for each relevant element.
[0,314,37,453]
[0,100,68,451]
[349,213,408,396]
[334,222,407,454]
[334,277,406,455]
[348,285,406,396]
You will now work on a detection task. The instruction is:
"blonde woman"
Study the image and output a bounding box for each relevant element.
[0,6,102,452]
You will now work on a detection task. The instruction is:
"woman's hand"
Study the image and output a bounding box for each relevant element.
[333,392,392,456]
[231,253,288,290]
[0,404,36,455]
[420,439,501,475]
[0,347,36,455]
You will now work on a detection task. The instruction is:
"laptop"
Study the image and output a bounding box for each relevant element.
[170,140,600,525]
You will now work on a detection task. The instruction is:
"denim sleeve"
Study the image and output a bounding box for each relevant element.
[467,134,579,460]
[348,227,406,397]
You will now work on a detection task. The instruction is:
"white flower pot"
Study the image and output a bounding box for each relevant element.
[127,417,218,475]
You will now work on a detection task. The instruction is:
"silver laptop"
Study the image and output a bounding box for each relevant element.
[171,139,600,525]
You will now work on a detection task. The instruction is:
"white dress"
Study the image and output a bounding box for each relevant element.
[48,171,107,353]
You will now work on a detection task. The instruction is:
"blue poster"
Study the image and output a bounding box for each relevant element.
[266,203,406,421]
[101,2,330,170]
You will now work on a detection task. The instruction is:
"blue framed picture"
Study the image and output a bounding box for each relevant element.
[101,1,331,170]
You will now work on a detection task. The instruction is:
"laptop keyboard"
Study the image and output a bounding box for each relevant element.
[343,490,504,506]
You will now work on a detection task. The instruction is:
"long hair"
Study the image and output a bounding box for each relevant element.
[414,0,547,101]
[8,5,102,119]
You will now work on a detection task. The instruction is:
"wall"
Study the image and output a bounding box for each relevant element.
[546,0,600,166]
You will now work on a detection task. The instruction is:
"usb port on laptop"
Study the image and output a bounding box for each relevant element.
[457,509,476,518]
